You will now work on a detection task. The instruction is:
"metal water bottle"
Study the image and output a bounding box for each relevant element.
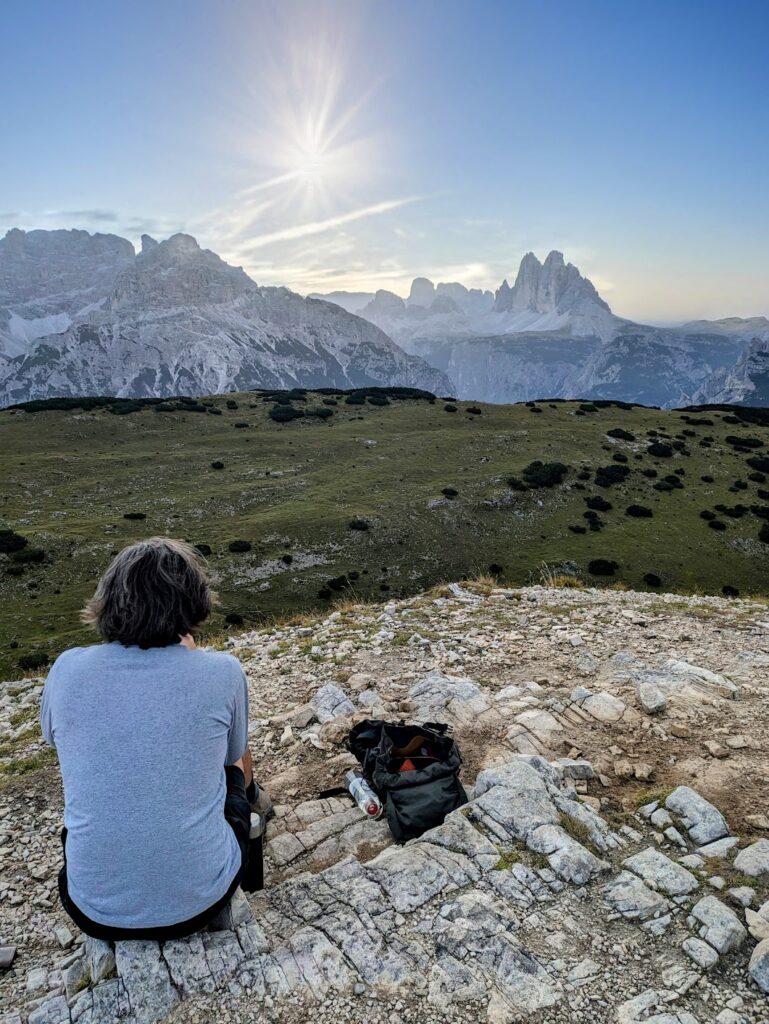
[345,769,383,819]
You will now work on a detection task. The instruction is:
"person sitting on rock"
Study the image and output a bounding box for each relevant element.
[40,536,269,940]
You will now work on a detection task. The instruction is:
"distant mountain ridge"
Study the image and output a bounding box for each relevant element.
[314,252,769,407]
[0,229,452,405]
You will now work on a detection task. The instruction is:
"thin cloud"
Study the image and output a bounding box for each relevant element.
[238,196,420,253]
[42,209,119,222]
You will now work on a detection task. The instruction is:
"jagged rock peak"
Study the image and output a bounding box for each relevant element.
[493,250,611,316]
[407,277,436,307]
[110,233,255,310]
[140,234,159,253]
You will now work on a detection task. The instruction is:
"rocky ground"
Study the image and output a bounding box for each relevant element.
[2,580,769,1023]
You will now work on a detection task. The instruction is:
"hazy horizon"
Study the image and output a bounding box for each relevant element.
[3,0,769,323]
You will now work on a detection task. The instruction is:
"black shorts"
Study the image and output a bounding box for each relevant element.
[58,765,252,942]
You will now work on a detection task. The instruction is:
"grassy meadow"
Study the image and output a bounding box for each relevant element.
[2,389,769,679]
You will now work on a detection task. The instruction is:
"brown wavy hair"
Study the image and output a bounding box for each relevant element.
[82,537,214,648]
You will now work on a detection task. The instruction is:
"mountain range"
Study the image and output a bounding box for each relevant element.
[0,229,451,406]
[3,228,769,408]
[314,252,769,407]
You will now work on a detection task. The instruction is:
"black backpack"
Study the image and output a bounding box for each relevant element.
[345,719,468,843]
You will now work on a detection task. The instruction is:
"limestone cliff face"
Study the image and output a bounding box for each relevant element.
[0,231,453,404]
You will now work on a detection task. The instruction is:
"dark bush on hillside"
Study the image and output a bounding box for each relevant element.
[322,398,338,406]
[722,585,739,598]
[211,461,225,470]
[466,406,482,415]
[682,429,696,437]
[759,489,769,501]
[234,421,250,429]
[444,404,458,412]
[349,518,369,531]
[5,563,24,576]
[281,554,293,565]
[324,576,348,592]
[228,540,252,553]
[708,520,727,531]
[576,470,590,481]
[700,510,716,521]
[643,573,662,587]
[507,477,526,491]
[306,407,334,419]
[748,472,766,483]
[442,487,458,498]
[642,469,658,478]
[489,563,504,577]
[345,393,366,405]
[0,530,28,554]
[348,570,360,580]
[154,403,177,412]
[758,522,769,543]
[663,475,684,488]
[747,456,769,473]
[123,512,146,520]
[318,587,332,599]
[574,482,586,490]
[226,399,238,410]
[19,652,49,671]
[751,505,769,521]
[653,481,674,492]
[701,475,715,483]
[585,495,612,512]
[522,461,569,488]
[11,548,45,564]
[367,395,390,407]
[529,406,542,413]
[195,544,212,556]
[583,510,600,521]
[612,452,628,463]
[726,435,763,448]
[606,428,636,441]
[722,506,748,518]
[208,407,222,415]
[588,558,618,576]
[225,612,244,625]
[732,480,748,490]
[686,417,714,426]
[595,464,631,487]
[579,404,598,412]
[647,442,673,458]
[569,524,587,534]
[626,505,653,518]
[574,410,585,416]
[269,406,305,422]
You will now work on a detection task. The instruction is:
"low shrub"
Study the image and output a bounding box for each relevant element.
[642,469,658,478]
[318,587,332,599]
[568,524,587,534]
[123,512,146,520]
[0,530,28,554]
[588,558,618,576]
[701,475,715,483]
[585,495,612,512]
[195,544,212,556]
[647,442,673,457]
[444,404,458,413]
[595,464,631,487]
[207,407,222,415]
[349,518,369,531]
[626,505,653,518]
[465,406,482,415]
[226,399,239,410]
[577,469,591,480]
[269,405,304,422]
[760,523,769,544]
[643,573,662,587]
[225,612,244,625]
[344,393,366,405]
[228,540,252,553]
[700,510,716,521]
[441,487,458,498]
[708,520,727,531]
[612,452,628,463]
[748,472,766,483]
[522,461,569,488]
[211,461,225,470]
[281,554,293,565]
[606,428,635,441]
[746,456,769,473]
[11,548,46,564]
[722,585,739,598]
[759,489,769,501]
[234,422,250,429]
[5,563,25,576]
[367,395,390,407]
[488,563,504,577]
[726,435,763,448]
[19,652,49,672]
[507,477,526,491]
[322,398,338,406]
[306,407,334,419]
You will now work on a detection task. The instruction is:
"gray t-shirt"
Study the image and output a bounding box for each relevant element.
[41,642,249,929]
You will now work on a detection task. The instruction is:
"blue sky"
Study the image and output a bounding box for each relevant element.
[2,0,768,321]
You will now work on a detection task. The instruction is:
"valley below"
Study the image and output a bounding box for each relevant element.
[3,390,769,680]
